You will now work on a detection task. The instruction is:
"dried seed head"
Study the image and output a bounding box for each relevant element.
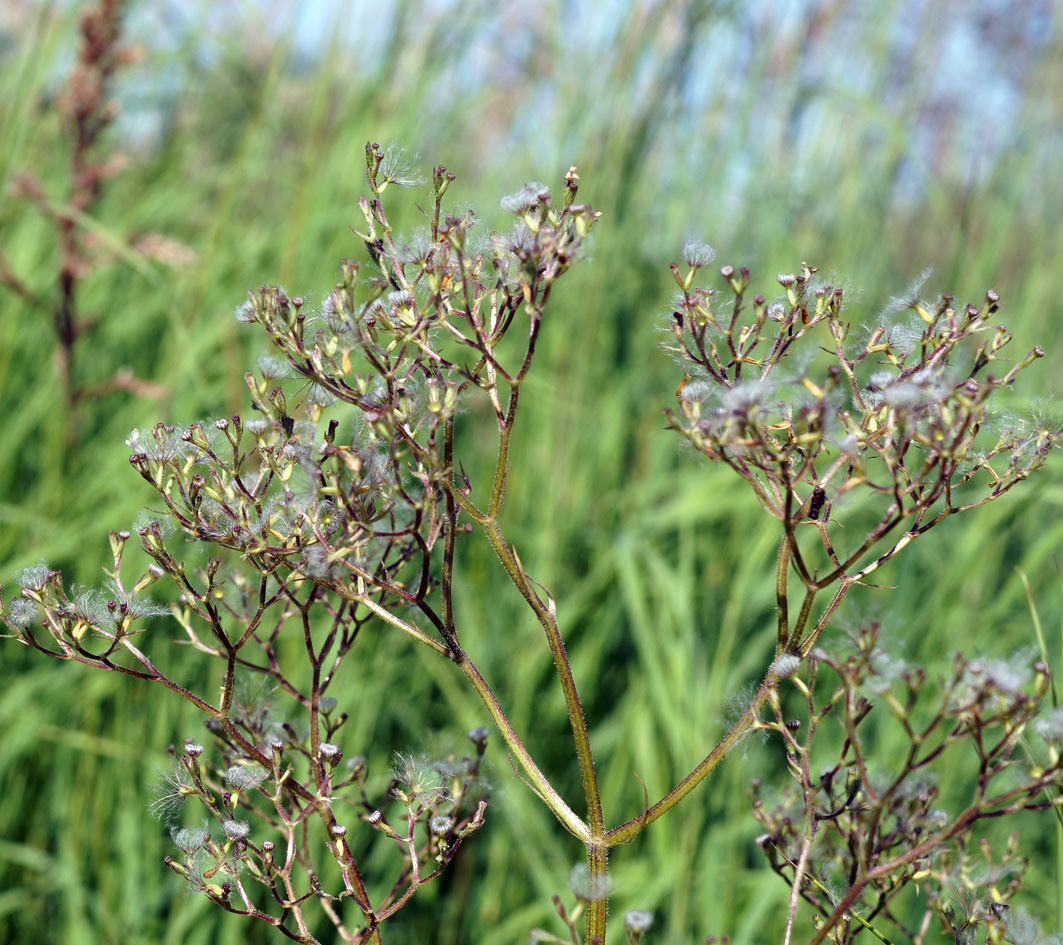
[225,765,268,791]
[256,353,290,380]
[625,910,654,934]
[222,820,250,840]
[500,181,550,214]
[6,598,38,628]
[14,561,52,592]
[682,239,715,268]
[233,300,256,323]
[171,823,209,853]
[771,654,802,678]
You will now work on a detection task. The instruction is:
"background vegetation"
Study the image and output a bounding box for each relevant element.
[1,1,1061,942]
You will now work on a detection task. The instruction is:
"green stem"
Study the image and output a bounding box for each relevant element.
[606,539,855,846]
[605,672,777,845]
[584,840,609,944]
[358,596,449,656]
[455,652,589,840]
[482,520,604,837]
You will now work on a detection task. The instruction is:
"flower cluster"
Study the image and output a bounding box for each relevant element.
[3,152,1060,945]
[752,622,1063,945]
[1,148,596,943]
[666,260,1057,594]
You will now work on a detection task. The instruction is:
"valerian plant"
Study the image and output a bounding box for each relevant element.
[753,622,1063,945]
[3,144,1062,944]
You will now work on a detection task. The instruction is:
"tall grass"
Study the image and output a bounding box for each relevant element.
[1,2,1061,942]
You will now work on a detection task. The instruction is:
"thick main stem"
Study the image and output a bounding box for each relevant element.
[476,359,607,939]
[584,840,609,944]
[474,370,604,837]
[482,520,604,837]
[438,416,590,840]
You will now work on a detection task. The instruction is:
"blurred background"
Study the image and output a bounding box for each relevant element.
[1,1,1061,942]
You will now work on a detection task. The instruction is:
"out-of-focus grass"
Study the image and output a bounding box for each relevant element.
[1,2,1061,943]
